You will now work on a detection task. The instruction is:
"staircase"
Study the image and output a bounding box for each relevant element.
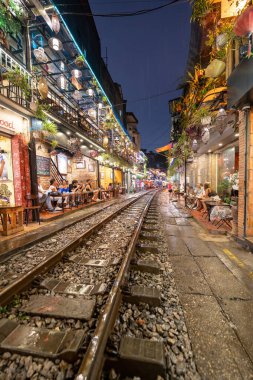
[50,159,64,185]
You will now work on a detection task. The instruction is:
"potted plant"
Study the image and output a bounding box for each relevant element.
[5,68,31,99]
[192,107,212,125]
[75,55,85,68]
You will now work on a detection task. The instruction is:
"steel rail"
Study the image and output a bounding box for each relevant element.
[0,193,145,264]
[76,191,157,380]
[0,192,152,306]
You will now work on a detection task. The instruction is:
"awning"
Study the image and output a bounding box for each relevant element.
[156,143,173,153]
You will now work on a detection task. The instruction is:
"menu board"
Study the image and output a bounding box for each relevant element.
[36,155,50,176]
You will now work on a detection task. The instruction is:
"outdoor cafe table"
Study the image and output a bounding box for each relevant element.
[205,201,231,222]
[0,205,24,236]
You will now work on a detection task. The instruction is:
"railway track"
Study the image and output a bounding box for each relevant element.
[0,191,148,306]
[0,191,158,380]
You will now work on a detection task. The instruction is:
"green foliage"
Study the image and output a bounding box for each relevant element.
[42,120,58,135]
[0,306,7,313]
[51,139,58,149]
[5,68,31,99]
[190,0,214,23]
[191,107,212,124]
[75,55,85,66]
[0,0,23,37]
[217,179,230,198]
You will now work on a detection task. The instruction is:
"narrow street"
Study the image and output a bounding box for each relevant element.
[160,191,253,379]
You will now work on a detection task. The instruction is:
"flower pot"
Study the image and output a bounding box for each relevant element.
[201,115,211,125]
[75,58,84,68]
[205,59,226,78]
[216,33,229,48]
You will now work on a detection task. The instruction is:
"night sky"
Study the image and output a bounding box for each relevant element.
[89,0,192,150]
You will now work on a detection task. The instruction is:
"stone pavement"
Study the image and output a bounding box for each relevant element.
[159,191,253,380]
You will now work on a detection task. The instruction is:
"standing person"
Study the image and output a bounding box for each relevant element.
[0,149,8,180]
[168,182,173,200]
[37,177,55,212]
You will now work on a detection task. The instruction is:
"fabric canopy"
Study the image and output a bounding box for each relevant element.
[156,143,173,153]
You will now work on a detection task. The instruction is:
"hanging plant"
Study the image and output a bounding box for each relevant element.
[190,0,214,24]
[50,140,58,149]
[191,106,212,125]
[0,0,23,38]
[205,59,226,78]
[75,55,85,68]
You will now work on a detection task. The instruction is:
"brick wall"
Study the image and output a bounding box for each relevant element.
[238,111,246,238]
[247,109,253,236]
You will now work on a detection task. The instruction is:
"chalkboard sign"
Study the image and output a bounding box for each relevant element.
[36,156,50,176]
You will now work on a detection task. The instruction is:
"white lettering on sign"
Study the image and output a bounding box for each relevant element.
[0,119,14,130]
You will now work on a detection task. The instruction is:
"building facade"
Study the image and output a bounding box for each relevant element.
[0,0,141,207]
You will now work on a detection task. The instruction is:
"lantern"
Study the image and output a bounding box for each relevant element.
[33,47,48,63]
[205,59,226,78]
[48,37,63,51]
[216,33,229,49]
[72,90,82,101]
[57,75,67,90]
[88,108,96,118]
[71,76,82,90]
[98,102,103,109]
[103,136,109,147]
[51,14,61,34]
[38,77,48,99]
[234,6,253,37]
[201,128,210,144]
[87,88,94,97]
[60,61,65,71]
[71,69,82,78]
[192,139,198,153]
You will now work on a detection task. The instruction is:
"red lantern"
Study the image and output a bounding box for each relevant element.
[234,6,253,36]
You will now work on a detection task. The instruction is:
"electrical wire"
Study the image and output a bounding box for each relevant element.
[58,0,184,17]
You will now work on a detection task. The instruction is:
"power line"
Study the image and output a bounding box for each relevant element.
[59,0,184,17]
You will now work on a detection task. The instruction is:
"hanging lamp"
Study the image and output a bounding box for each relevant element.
[51,14,61,34]
[48,37,63,51]
[38,77,48,99]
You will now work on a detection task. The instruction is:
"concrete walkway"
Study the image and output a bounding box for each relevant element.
[160,191,253,380]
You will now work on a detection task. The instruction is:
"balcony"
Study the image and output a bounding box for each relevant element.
[0,47,106,149]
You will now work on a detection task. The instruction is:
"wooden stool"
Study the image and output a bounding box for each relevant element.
[0,206,24,236]
[24,195,41,226]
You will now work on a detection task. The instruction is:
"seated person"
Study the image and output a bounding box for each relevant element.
[59,180,70,208]
[48,178,62,211]
[201,183,215,214]
[85,179,94,199]
[37,177,54,212]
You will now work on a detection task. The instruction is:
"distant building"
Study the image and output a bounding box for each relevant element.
[126,112,141,151]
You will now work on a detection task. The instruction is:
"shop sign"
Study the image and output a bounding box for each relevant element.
[0,107,29,138]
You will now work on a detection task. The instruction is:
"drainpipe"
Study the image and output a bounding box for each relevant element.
[242,105,250,237]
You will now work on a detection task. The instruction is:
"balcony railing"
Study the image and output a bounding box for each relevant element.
[0,47,106,149]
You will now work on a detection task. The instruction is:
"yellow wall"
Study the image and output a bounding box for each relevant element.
[114,169,123,185]
[100,165,112,189]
